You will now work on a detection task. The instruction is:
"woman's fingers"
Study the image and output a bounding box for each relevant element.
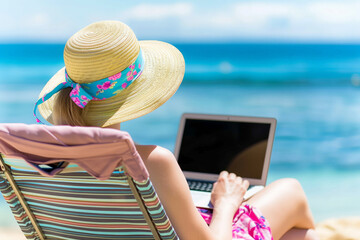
[241,180,250,194]
[243,179,250,189]
[219,170,229,179]
[219,171,243,182]
[235,176,243,184]
[219,171,244,184]
[229,173,236,180]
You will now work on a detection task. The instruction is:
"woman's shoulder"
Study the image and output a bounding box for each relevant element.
[135,144,176,166]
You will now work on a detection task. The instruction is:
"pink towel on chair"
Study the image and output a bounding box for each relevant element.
[0,123,149,181]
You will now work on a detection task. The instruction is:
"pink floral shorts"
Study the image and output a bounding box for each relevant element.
[197,204,273,240]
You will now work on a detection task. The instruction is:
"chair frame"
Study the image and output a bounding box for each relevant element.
[0,154,162,240]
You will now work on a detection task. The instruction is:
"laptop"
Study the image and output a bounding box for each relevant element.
[174,113,276,209]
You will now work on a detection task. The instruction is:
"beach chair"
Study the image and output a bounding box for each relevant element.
[0,123,178,240]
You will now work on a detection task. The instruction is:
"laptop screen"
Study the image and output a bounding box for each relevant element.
[177,118,271,180]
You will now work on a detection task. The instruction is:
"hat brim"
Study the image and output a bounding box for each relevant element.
[38,40,185,127]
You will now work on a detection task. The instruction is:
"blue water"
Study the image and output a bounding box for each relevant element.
[177,43,360,86]
[2,43,360,86]
[1,43,360,227]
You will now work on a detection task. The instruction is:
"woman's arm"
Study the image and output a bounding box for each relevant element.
[209,171,249,239]
[137,145,248,240]
[138,145,213,240]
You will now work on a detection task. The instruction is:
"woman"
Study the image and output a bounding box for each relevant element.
[34,20,318,240]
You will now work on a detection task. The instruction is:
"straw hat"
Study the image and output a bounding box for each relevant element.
[37,20,185,127]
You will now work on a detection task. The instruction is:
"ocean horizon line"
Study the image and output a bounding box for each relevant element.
[1,43,359,87]
[1,42,360,46]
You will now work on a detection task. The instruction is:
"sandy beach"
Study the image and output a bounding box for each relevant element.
[0,228,26,240]
[315,217,360,240]
[1,219,360,240]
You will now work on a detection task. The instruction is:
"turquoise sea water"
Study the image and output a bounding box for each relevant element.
[1,43,360,228]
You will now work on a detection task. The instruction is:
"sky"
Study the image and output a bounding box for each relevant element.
[1,0,360,43]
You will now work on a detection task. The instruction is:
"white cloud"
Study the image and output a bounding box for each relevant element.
[309,2,360,24]
[228,1,360,29]
[28,13,50,28]
[123,3,193,21]
[1,0,360,42]
[177,1,360,41]
[234,3,297,26]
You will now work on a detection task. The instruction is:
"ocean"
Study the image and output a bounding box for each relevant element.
[1,43,360,227]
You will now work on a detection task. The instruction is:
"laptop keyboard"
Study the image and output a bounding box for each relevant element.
[187,180,214,192]
[188,179,258,196]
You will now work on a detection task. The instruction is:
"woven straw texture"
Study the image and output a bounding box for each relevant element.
[38,21,185,127]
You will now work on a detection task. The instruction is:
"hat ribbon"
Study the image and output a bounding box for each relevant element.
[34,49,145,124]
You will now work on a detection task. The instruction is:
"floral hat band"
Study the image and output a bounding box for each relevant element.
[34,49,145,124]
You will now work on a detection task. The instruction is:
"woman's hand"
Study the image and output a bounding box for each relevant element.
[208,171,249,239]
[210,171,250,212]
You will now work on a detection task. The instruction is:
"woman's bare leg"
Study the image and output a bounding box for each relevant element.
[245,178,316,240]
[280,228,318,240]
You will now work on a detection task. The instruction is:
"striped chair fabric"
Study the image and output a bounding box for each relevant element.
[0,157,178,240]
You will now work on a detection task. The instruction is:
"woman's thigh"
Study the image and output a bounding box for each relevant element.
[244,178,315,240]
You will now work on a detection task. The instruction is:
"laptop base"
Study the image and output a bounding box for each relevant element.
[191,185,264,209]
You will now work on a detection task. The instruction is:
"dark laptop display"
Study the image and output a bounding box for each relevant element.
[177,119,271,179]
